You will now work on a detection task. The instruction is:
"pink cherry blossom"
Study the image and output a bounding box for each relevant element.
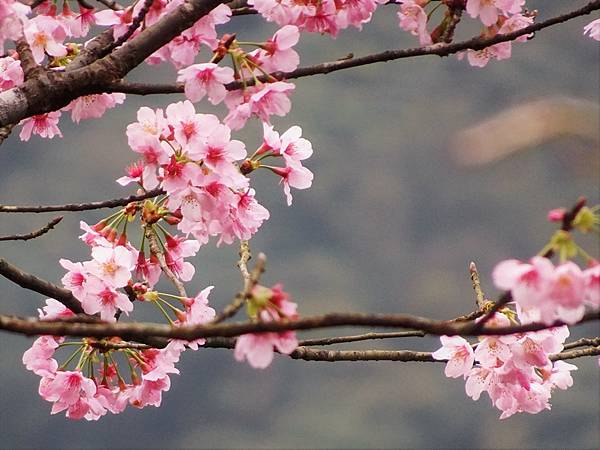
[545,360,577,390]
[0,56,24,91]
[40,370,97,409]
[224,82,295,130]
[177,63,235,104]
[95,7,133,39]
[59,259,88,299]
[19,111,63,141]
[80,277,133,321]
[258,25,301,73]
[466,0,501,27]
[129,377,171,408]
[583,264,600,307]
[498,13,533,42]
[584,18,600,41]
[459,42,512,68]
[23,335,61,376]
[193,123,247,182]
[38,298,75,320]
[397,1,432,46]
[70,6,96,38]
[139,342,183,381]
[126,106,168,142]
[64,93,126,123]
[269,160,314,206]
[85,245,136,288]
[0,1,30,54]
[432,336,475,378]
[160,155,202,193]
[279,125,313,164]
[166,100,220,151]
[24,15,67,63]
[234,331,298,369]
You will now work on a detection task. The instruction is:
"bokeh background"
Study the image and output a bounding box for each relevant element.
[1,2,599,448]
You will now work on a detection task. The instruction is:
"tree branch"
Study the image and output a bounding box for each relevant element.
[0,258,84,314]
[0,188,163,213]
[299,330,426,346]
[146,226,188,298]
[0,216,63,241]
[549,346,600,362]
[0,0,226,127]
[1,309,598,342]
[212,250,266,323]
[105,1,600,96]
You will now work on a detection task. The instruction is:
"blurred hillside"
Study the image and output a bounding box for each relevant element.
[0,2,599,448]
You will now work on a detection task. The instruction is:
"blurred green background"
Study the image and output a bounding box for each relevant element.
[0,2,599,448]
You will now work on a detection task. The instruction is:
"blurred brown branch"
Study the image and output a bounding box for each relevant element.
[452,96,600,167]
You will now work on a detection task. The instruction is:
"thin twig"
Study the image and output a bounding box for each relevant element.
[562,337,600,350]
[145,226,187,298]
[105,0,154,53]
[0,216,63,241]
[290,348,437,362]
[237,240,251,286]
[212,251,266,323]
[469,261,488,310]
[299,330,426,346]
[549,346,600,362]
[0,188,163,213]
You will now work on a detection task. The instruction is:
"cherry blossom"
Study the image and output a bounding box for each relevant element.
[177,63,235,104]
[397,0,432,46]
[584,18,600,41]
[432,336,475,378]
[24,15,67,63]
[256,25,301,73]
[0,56,23,91]
[64,93,126,123]
[19,111,63,141]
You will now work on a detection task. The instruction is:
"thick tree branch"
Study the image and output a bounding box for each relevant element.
[1,310,598,342]
[0,0,226,127]
[15,39,43,80]
[0,189,163,213]
[0,216,63,241]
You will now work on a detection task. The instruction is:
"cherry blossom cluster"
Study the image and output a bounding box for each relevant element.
[248,0,386,37]
[23,297,206,420]
[433,312,577,419]
[397,0,535,67]
[23,217,299,419]
[493,257,599,325]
